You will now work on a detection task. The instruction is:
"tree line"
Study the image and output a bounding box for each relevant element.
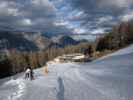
[96,22,133,51]
[0,42,94,78]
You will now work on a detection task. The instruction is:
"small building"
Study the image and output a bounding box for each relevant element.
[54,53,86,63]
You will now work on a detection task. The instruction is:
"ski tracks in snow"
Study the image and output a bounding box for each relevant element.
[0,78,26,100]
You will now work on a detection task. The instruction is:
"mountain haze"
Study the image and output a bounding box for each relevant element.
[0,32,84,52]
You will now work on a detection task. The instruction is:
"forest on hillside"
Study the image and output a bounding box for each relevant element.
[0,42,93,78]
[96,22,133,51]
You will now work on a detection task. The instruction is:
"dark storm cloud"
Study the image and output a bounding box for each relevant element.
[65,0,133,33]
[0,0,72,34]
[0,0,133,36]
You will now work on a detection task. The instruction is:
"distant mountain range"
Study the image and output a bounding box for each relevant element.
[0,32,38,51]
[0,32,87,52]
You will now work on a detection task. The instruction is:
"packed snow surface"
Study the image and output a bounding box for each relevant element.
[0,45,133,100]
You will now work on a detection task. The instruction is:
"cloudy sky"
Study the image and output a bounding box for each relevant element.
[0,0,133,36]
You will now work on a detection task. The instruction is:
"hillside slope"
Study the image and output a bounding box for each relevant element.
[0,45,133,100]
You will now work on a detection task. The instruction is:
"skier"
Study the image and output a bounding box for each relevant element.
[30,67,34,80]
[24,67,31,80]
[24,63,34,80]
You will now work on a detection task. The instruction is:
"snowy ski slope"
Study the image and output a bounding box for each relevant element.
[0,45,133,100]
